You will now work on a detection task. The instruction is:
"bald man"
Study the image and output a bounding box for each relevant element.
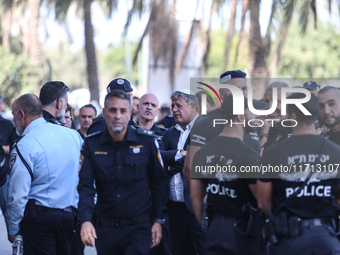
[138,93,167,143]
[137,93,170,255]
[318,86,340,144]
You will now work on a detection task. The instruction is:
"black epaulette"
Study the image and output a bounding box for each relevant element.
[85,130,102,138]
[137,128,155,137]
[129,119,140,129]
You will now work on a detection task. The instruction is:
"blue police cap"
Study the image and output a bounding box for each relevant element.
[107,78,133,93]
[220,70,247,84]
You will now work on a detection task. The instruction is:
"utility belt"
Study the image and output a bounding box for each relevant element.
[24,199,76,221]
[214,203,264,237]
[97,213,150,228]
[267,211,338,242]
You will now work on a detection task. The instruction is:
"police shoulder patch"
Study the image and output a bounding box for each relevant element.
[137,128,155,137]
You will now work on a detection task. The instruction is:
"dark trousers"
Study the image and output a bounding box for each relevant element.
[270,225,340,255]
[167,200,207,255]
[21,209,75,255]
[96,222,152,255]
[207,214,264,255]
[71,223,85,255]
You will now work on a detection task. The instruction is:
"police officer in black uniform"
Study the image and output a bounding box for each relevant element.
[87,78,138,135]
[185,70,264,184]
[39,81,70,125]
[258,93,340,255]
[191,94,265,255]
[78,90,167,255]
[318,86,340,143]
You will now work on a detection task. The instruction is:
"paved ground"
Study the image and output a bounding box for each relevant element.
[0,210,97,255]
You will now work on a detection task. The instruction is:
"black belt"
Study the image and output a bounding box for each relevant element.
[36,205,76,214]
[97,214,150,228]
[300,218,334,229]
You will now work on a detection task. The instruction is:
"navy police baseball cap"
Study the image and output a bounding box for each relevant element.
[303,81,320,91]
[220,70,247,84]
[221,94,267,119]
[107,78,133,93]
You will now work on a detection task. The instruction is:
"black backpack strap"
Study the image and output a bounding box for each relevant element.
[15,144,33,182]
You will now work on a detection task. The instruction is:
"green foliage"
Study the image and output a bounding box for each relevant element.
[44,44,87,90]
[0,46,43,106]
[278,17,340,78]
[101,40,139,85]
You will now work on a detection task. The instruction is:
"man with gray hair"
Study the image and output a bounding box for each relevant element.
[39,81,70,125]
[160,89,207,255]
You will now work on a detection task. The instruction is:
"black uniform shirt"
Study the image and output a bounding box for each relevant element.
[0,116,18,173]
[42,110,63,125]
[78,125,167,224]
[156,115,177,129]
[261,135,340,218]
[190,109,261,153]
[148,123,167,146]
[327,130,340,145]
[192,136,260,218]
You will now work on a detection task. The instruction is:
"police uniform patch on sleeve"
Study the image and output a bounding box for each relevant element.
[79,155,84,174]
[129,145,144,154]
[10,153,17,169]
[157,150,164,168]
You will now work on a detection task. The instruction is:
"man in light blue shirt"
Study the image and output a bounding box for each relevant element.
[5,94,83,255]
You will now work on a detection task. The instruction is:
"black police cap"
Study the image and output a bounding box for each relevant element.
[220,70,247,84]
[303,81,320,91]
[107,78,133,93]
[220,94,267,119]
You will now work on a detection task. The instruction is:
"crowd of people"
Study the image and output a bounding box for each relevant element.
[0,71,340,255]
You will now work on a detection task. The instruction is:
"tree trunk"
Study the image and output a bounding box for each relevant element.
[236,0,249,63]
[1,9,12,50]
[18,17,30,58]
[247,0,269,97]
[224,0,238,70]
[28,0,42,64]
[84,0,100,103]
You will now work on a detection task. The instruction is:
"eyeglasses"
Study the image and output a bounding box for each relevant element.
[56,83,69,102]
[170,103,189,112]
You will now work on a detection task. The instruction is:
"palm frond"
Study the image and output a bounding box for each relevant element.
[299,0,311,35]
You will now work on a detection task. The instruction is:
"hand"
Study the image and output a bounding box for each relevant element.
[150,222,162,248]
[80,221,97,247]
[180,150,187,157]
[8,234,15,243]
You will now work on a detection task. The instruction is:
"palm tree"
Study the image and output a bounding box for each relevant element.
[50,0,117,103]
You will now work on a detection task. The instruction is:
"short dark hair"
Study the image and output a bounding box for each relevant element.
[66,103,72,113]
[39,81,69,107]
[160,106,170,115]
[287,93,318,125]
[16,94,42,116]
[104,90,131,108]
[133,96,140,100]
[79,104,97,116]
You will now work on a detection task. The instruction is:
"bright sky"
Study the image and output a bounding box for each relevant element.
[21,0,337,52]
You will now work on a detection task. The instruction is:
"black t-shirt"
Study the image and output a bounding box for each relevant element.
[192,136,260,218]
[261,135,340,218]
[191,109,261,153]
[263,124,292,151]
[327,130,340,145]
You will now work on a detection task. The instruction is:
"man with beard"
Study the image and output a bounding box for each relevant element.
[6,94,83,254]
[39,81,69,125]
[257,93,340,255]
[78,90,167,255]
[191,94,265,255]
[77,104,97,139]
[318,86,340,144]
